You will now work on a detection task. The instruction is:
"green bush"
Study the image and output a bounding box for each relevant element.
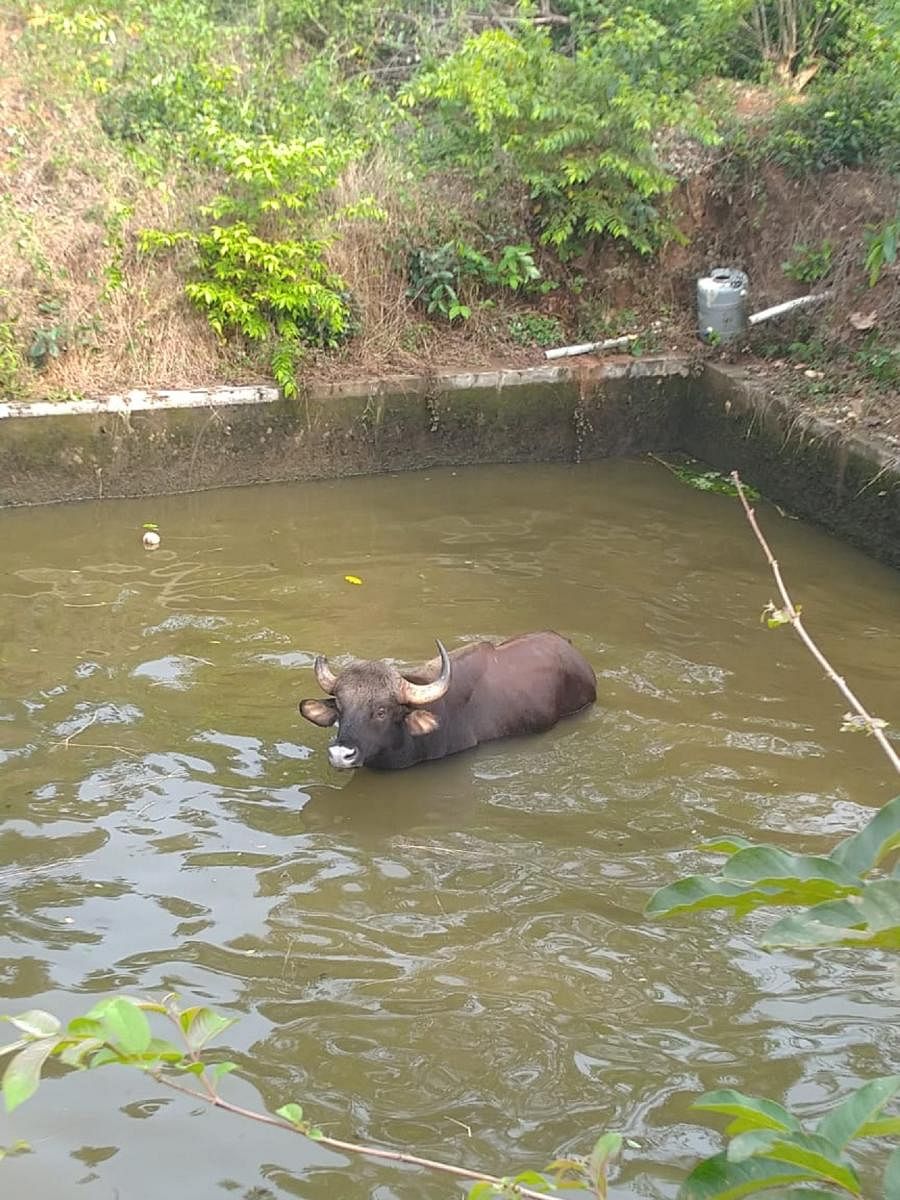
[507,312,564,348]
[765,61,900,172]
[781,240,834,283]
[140,126,382,394]
[864,211,899,286]
[406,239,545,321]
[406,16,717,257]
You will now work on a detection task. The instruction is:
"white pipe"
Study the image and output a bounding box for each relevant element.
[544,334,637,360]
[748,292,829,326]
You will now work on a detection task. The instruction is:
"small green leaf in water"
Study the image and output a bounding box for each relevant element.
[666,460,761,500]
[277,1103,304,1126]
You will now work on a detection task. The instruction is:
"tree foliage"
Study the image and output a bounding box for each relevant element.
[140,126,382,394]
[407,15,717,255]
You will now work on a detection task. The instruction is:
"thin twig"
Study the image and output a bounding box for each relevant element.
[152,1073,559,1200]
[57,742,144,759]
[731,471,900,775]
[53,711,99,749]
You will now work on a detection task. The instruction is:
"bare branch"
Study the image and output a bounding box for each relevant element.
[153,1072,561,1200]
[731,472,900,775]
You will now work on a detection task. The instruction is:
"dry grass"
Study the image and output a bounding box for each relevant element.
[317,155,540,380]
[0,14,244,396]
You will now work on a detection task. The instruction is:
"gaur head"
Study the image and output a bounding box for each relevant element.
[299,640,452,769]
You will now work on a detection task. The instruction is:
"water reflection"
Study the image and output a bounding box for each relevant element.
[0,460,898,1199]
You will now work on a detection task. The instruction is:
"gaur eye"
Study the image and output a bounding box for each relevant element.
[374,705,387,720]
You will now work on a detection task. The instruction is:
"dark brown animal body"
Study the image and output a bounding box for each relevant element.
[298,631,596,771]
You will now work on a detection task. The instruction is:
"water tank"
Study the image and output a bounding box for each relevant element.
[697,268,749,343]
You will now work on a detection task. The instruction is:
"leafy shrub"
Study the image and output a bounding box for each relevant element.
[855,337,900,389]
[765,60,900,172]
[141,127,382,394]
[407,17,716,256]
[782,239,834,283]
[406,239,545,321]
[406,243,470,320]
[507,312,564,348]
[864,212,899,286]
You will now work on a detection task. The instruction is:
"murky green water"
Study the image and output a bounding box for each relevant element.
[1,460,898,1199]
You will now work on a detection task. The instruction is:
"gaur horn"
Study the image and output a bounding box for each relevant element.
[314,655,339,694]
[398,640,452,706]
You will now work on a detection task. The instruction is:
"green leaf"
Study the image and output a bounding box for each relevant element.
[728,1192,841,1200]
[858,1116,900,1138]
[722,847,860,894]
[726,1131,860,1194]
[178,1007,236,1051]
[831,796,900,875]
[0,1039,27,1060]
[698,836,755,855]
[646,875,780,918]
[885,1146,900,1200]
[145,1038,187,1064]
[2,1038,58,1111]
[692,1091,801,1135]
[514,1170,553,1188]
[89,1047,123,1068]
[468,1183,499,1199]
[277,1102,304,1126]
[816,1076,900,1149]
[66,1017,104,1039]
[58,1037,104,1068]
[3,1010,61,1039]
[678,1150,816,1200]
[99,999,152,1056]
[762,880,900,949]
[590,1131,623,1168]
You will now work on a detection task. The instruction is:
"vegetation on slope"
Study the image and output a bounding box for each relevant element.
[0,0,897,416]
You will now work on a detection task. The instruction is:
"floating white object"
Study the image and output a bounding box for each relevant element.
[142,530,161,550]
[544,334,637,360]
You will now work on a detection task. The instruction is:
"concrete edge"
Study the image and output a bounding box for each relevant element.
[703,364,900,477]
[0,355,694,421]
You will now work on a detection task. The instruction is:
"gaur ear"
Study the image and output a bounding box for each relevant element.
[405,709,439,736]
[299,698,339,727]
